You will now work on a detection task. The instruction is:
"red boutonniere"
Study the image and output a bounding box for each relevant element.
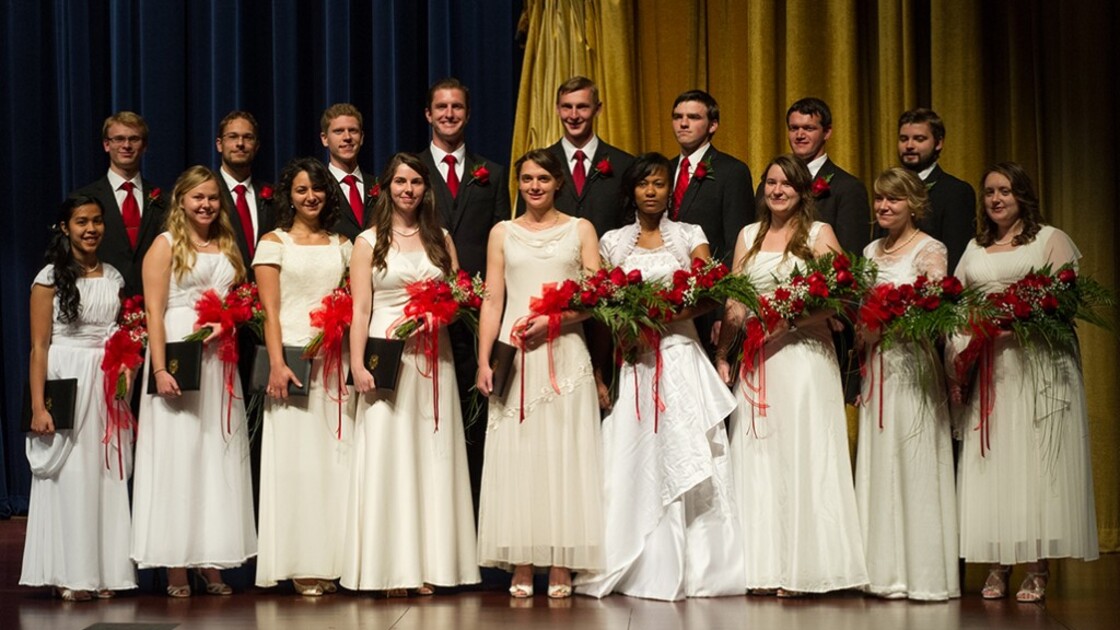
[693,156,714,181]
[594,157,613,177]
[369,183,381,199]
[259,185,273,200]
[147,188,161,202]
[811,174,834,198]
[468,163,490,186]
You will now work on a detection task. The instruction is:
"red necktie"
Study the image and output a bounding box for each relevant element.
[120,181,141,249]
[672,157,691,220]
[233,184,255,259]
[342,174,363,226]
[572,150,587,196]
[443,154,460,198]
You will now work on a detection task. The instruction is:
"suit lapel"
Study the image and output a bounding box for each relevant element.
[136,180,164,259]
[549,142,579,205]
[679,147,715,218]
[453,154,485,233]
[423,150,456,228]
[93,177,127,246]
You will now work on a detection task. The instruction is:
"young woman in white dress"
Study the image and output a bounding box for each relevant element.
[254,158,354,595]
[20,196,135,601]
[949,162,1098,602]
[854,168,959,600]
[475,149,603,599]
[132,166,257,597]
[576,152,741,600]
[715,154,868,596]
[343,152,479,596]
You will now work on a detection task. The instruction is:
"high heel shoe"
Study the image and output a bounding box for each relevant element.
[193,569,233,596]
[54,587,93,602]
[293,579,324,597]
[317,579,338,594]
[508,583,534,598]
[1016,571,1049,603]
[165,583,192,598]
[981,566,1012,599]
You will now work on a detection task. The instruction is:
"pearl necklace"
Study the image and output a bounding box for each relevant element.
[993,222,1022,246]
[79,261,101,275]
[882,229,919,255]
[521,211,560,231]
[392,226,420,237]
[192,240,212,249]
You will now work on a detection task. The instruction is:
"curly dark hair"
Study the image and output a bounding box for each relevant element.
[48,196,104,323]
[273,157,342,232]
[620,152,672,225]
[976,161,1044,247]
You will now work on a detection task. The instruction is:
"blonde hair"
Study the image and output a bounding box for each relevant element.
[873,167,929,222]
[165,165,246,282]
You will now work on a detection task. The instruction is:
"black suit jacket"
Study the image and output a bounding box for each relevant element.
[330,168,377,242]
[517,140,635,237]
[217,177,276,279]
[71,175,168,297]
[669,146,753,264]
[919,165,976,273]
[420,149,510,278]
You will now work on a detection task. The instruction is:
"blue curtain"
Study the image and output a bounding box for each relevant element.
[0,0,524,517]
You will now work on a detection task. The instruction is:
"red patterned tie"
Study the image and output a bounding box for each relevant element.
[342,174,363,226]
[443,154,460,198]
[572,150,587,196]
[120,181,141,249]
[672,157,691,220]
[233,184,255,259]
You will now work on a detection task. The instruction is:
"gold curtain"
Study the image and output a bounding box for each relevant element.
[511,0,1119,551]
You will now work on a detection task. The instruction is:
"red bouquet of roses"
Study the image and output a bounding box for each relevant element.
[301,274,353,437]
[859,275,966,349]
[387,271,487,431]
[658,257,759,316]
[100,295,147,478]
[953,263,1113,455]
[183,282,265,435]
[738,252,873,415]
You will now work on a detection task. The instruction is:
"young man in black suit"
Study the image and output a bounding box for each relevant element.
[783,97,872,254]
[520,76,634,237]
[781,97,870,403]
[668,89,754,264]
[321,103,374,241]
[70,111,167,297]
[215,110,274,278]
[668,89,754,351]
[420,78,510,277]
[898,108,976,272]
[419,78,510,515]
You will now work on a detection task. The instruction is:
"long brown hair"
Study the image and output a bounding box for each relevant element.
[976,161,1043,247]
[368,153,451,275]
[741,154,816,268]
[165,165,245,282]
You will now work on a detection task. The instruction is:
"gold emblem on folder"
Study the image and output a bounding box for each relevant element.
[367,354,379,371]
[169,359,179,375]
[44,397,53,412]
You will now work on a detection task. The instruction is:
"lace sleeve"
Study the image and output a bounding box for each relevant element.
[913,238,949,279]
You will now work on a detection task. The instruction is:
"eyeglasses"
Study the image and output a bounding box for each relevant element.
[107,135,143,146]
[222,132,258,143]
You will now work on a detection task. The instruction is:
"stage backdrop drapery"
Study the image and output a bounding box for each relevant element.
[0,0,524,517]
[509,0,1118,551]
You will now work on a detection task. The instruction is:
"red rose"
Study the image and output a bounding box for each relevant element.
[580,290,597,306]
[148,187,161,201]
[693,162,709,180]
[1041,294,1059,314]
[260,185,274,200]
[697,274,715,289]
[921,295,941,311]
[774,287,791,302]
[1012,299,1032,319]
[808,279,830,299]
[811,176,830,198]
[471,164,490,185]
[1057,268,1077,285]
[626,269,642,284]
[369,183,381,199]
[595,158,613,176]
[791,298,806,313]
[831,253,851,271]
[691,257,706,272]
[835,269,854,287]
[609,267,626,286]
[673,269,690,284]
[940,276,963,297]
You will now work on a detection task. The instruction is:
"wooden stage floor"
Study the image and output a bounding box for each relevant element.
[2,517,1115,630]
